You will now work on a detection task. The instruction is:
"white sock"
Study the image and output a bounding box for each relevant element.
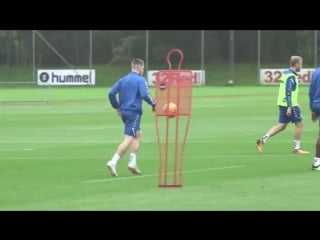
[262,134,270,143]
[294,140,301,150]
[314,158,320,167]
[110,153,120,165]
[129,153,137,166]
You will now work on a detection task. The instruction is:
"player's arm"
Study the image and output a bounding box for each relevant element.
[309,70,319,122]
[139,78,156,109]
[309,71,316,111]
[285,76,296,116]
[108,81,120,110]
[285,76,296,108]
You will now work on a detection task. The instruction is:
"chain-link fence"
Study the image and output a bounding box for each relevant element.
[0,30,319,90]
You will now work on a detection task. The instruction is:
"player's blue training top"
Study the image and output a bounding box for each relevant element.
[309,67,320,111]
[284,68,297,107]
[108,72,155,114]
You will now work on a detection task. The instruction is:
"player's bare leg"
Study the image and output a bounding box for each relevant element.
[257,123,287,152]
[312,133,320,170]
[128,132,142,175]
[292,121,309,154]
[107,135,135,177]
[312,114,320,170]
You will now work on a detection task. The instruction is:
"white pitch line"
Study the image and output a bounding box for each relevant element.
[0,156,103,160]
[83,165,245,184]
[1,140,317,144]
[0,140,132,143]
[189,153,299,159]
[0,154,292,161]
[0,149,35,152]
[13,124,156,131]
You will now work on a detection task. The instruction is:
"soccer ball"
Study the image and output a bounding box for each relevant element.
[163,102,177,118]
[228,80,234,85]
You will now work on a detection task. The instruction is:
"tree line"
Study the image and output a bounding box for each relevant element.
[0,30,317,66]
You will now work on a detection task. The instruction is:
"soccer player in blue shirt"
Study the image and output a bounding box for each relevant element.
[309,67,320,170]
[107,58,156,177]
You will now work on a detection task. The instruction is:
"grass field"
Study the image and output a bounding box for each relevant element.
[1,86,320,210]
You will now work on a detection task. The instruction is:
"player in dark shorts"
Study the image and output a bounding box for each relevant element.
[257,56,309,154]
[309,67,320,170]
[107,58,156,177]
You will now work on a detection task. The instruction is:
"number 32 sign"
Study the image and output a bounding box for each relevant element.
[260,69,314,85]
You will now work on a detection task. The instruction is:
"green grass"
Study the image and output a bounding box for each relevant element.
[0,86,319,210]
[0,86,278,101]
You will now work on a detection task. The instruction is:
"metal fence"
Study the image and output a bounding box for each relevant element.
[0,30,318,86]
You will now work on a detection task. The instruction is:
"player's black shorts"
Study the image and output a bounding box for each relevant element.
[311,102,320,126]
[278,106,302,124]
[120,110,141,137]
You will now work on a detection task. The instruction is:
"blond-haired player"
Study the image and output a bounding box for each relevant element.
[257,56,309,154]
[107,58,156,177]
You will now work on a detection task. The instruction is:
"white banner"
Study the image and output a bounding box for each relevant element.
[147,70,205,86]
[260,68,314,85]
[37,69,95,86]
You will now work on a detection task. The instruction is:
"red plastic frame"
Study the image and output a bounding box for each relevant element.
[154,49,193,187]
